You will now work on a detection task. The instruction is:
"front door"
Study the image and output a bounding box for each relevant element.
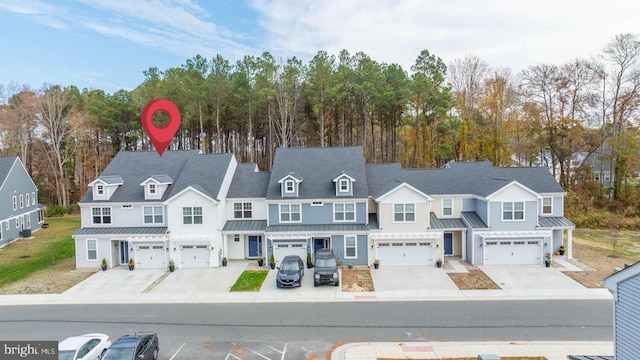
[314,237,330,254]
[119,241,129,265]
[444,233,453,256]
[248,235,262,258]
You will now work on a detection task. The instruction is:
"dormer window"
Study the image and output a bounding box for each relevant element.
[149,183,156,195]
[97,184,104,195]
[285,180,295,193]
[339,179,349,192]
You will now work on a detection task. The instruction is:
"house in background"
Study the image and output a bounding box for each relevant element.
[0,156,44,248]
[602,262,640,360]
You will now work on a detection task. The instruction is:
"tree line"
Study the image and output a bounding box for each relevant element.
[0,33,639,218]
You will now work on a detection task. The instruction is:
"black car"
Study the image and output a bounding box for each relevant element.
[276,255,304,288]
[101,333,159,360]
[313,248,339,286]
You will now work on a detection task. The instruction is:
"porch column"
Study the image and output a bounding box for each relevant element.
[567,229,573,259]
[461,231,466,261]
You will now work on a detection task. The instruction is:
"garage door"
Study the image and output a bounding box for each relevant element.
[136,244,166,269]
[483,240,542,265]
[273,243,306,265]
[376,241,434,266]
[180,244,210,268]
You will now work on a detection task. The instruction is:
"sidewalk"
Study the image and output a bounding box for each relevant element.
[331,341,614,360]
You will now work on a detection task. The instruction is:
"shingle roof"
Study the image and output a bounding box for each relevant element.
[79,151,234,203]
[227,163,271,198]
[98,175,124,184]
[0,156,17,187]
[267,147,368,199]
[73,227,168,235]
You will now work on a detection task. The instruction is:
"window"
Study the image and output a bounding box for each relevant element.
[86,239,97,261]
[604,173,611,182]
[594,173,600,181]
[394,204,415,222]
[38,209,44,223]
[15,218,19,228]
[345,236,357,258]
[92,207,112,224]
[12,196,16,210]
[334,203,355,221]
[502,202,524,221]
[234,202,252,219]
[542,197,553,215]
[339,179,349,192]
[96,184,104,195]
[148,183,156,194]
[0,223,2,240]
[25,193,30,207]
[183,207,203,224]
[284,180,295,193]
[26,215,30,229]
[19,195,23,209]
[311,201,323,206]
[5,221,8,230]
[442,198,453,216]
[279,203,301,222]
[143,206,163,224]
[234,234,240,242]
[31,192,35,205]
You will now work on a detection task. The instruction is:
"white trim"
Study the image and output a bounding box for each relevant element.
[392,203,416,223]
[542,197,553,215]
[86,239,98,261]
[501,201,525,221]
[333,202,356,222]
[486,180,543,200]
[143,205,164,224]
[279,203,302,223]
[370,232,441,239]
[442,198,453,217]
[375,182,432,202]
[344,235,357,259]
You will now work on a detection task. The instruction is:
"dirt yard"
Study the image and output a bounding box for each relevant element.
[341,266,375,292]
[563,236,635,288]
[0,257,95,294]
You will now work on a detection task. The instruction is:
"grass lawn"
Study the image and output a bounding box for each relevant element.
[0,216,80,288]
[573,228,640,262]
[230,270,269,291]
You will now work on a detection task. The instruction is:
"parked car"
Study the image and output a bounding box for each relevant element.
[276,255,304,288]
[101,332,158,360]
[58,333,111,360]
[314,248,339,287]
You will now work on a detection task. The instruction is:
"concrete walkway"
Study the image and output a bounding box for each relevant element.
[332,341,613,360]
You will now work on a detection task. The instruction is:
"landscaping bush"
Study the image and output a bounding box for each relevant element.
[46,205,68,217]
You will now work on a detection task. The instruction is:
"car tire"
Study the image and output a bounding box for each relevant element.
[314,282,318,287]
[153,347,158,360]
[334,281,339,286]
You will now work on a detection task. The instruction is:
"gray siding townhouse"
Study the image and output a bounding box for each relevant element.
[603,262,640,360]
[0,156,44,247]
[264,147,370,266]
[73,150,237,270]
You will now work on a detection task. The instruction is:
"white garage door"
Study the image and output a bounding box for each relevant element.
[376,241,434,266]
[483,240,542,265]
[180,244,210,268]
[135,244,166,269]
[273,243,306,265]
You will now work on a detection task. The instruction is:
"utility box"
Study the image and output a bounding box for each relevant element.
[21,229,32,238]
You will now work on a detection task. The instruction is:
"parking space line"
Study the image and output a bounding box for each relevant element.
[249,350,271,359]
[169,342,185,360]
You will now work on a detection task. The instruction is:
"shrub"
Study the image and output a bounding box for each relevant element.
[46,205,67,217]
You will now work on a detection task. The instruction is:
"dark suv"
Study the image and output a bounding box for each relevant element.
[313,248,339,287]
[276,255,304,288]
[101,332,159,360]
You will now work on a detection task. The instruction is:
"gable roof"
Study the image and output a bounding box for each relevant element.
[267,147,368,199]
[602,261,640,293]
[79,151,234,203]
[0,156,17,189]
[227,163,271,198]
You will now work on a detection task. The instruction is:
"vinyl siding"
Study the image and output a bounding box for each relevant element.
[331,234,368,265]
[0,158,40,246]
[268,202,367,225]
[488,201,538,231]
[615,275,640,360]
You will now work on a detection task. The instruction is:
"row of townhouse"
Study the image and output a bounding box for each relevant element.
[0,156,45,248]
[72,147,575,270]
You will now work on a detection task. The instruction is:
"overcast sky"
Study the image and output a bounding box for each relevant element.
[0,0,638,94]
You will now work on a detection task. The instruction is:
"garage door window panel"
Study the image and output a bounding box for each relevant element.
[394,204,415,222]
[502,202,524,221]
[344,236,357,258]
[334,203,355,222]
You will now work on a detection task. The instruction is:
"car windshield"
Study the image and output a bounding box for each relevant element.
[280,261,299,271]
[315,258,336,267]
[101,347,135,360]
[57,351,75,360]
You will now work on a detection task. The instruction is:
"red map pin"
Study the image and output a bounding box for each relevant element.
[141,99,181,156]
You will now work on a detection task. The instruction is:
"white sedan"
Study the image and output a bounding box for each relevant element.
[58,333,111,360]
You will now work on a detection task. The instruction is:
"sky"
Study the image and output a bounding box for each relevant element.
[0,0,639,95]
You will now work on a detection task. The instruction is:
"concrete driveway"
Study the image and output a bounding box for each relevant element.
[370,266,459,293]
[64,267,166,295]
[480,265,586,291]
[150,261,247,294]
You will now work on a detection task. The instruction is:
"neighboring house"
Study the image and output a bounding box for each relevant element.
[602,262,640,360]
[0,156,45,248]
[73,150,237,270]
[73,147,573,269]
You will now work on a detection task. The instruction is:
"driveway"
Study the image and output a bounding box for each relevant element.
[64,267,166,294]
[150,261,247,294]
[370,266,459,293]
[480,265,586,291]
